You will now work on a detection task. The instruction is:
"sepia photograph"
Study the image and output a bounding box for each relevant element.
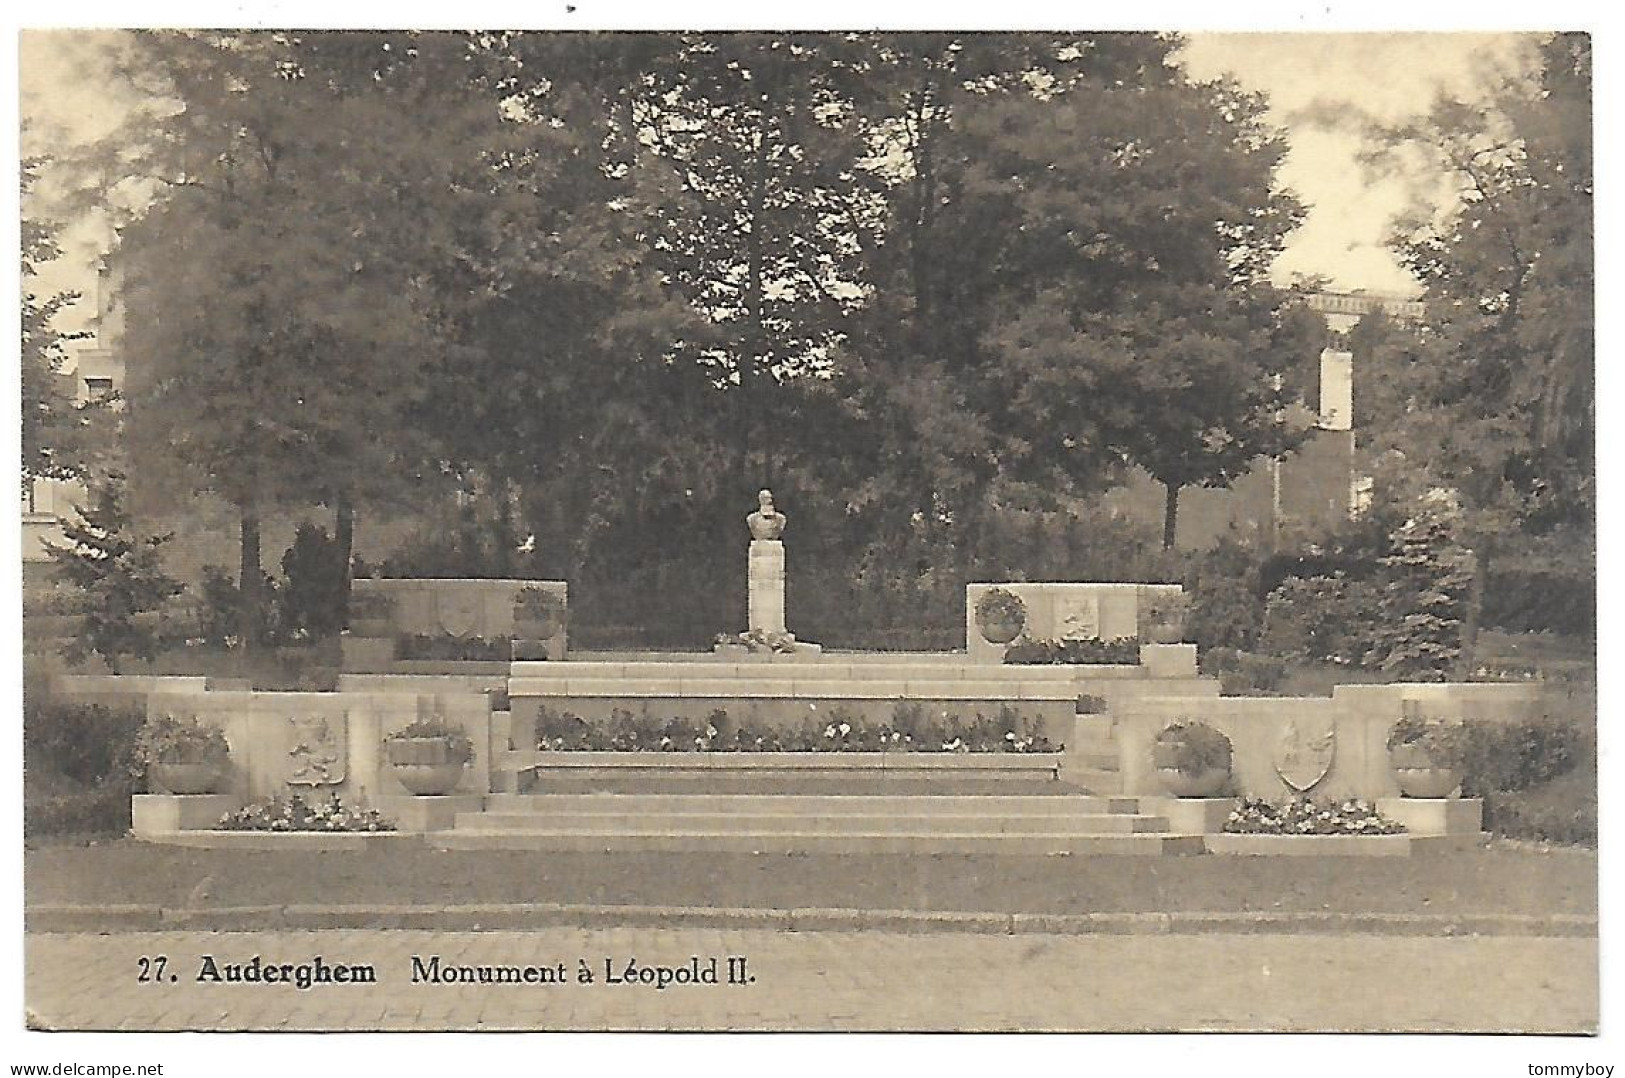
[11,6,1604,1071]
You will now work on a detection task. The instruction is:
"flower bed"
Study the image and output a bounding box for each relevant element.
[535,704,1056,753]
[1003,637,1140,664]
[395,634,512,662]
[1223,797,1405,836]
[218,793,395,832]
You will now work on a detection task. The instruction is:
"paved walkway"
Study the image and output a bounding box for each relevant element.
[26,927,1596,1032]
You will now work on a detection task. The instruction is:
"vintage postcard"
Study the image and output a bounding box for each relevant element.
[13,9,1602,1073]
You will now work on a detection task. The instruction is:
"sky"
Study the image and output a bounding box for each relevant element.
[18,27,1541,329]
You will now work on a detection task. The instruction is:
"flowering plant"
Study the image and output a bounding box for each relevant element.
[714,629,800,654]
[385,717,474,765]
[1151,721,1232,775]
[1386,717,1467,770]
[218,793,394,832]
[1223,797,1405,836]
[135,713,231,768]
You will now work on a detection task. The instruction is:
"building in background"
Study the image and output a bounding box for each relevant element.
[1104,289,1424,550]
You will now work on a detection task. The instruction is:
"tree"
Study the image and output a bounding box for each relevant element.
[956,66,1312,546]
[1361,32,1593,663]
[47,473,183,673]
[21,156,95,487]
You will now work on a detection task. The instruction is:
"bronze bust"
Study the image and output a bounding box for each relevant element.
[746,489,786,540]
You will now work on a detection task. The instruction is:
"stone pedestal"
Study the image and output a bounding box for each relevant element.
[1140,795,1238,834]
[1376,797,1484,836]
[132,794,240,836]
[748,540,787,635]
[374,794,486,832]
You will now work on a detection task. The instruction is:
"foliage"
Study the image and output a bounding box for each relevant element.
[1224,797,1405,836]
[974,588,1027,643]
[1365,500,1473,678]
[21,155,96,485]
[1198,648,1289,695]
[1480,570,1594,636]
[713,630,800,654]
[194,565,244,648]
[386,718,475,765]
[1458,717,1589,796]
[24,699,144,789]
[394,634,512,662]
[135,713,231,769]
[1002,637,1140,665]
[1386,718,1468,771]
[278,524,347,641]
[218,793,394,832]
[1183,534,1267,653]
[1151,721,1233,775]
[47,474,185,673]
[533,703,1055,753]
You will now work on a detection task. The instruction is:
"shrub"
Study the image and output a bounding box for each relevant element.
[1481,570,1595,637]
[395,634,512,661]
[1199,647,1288,695]
[1184,535,1266,653]
[47,475,184,672]
[196,565,243,647]
[23,698,143,838]
[24,699,144,786]
[1151,722,1233,775]
[1458,718,1590,795]
[1003,636,1140,664]
[278,523,347,641]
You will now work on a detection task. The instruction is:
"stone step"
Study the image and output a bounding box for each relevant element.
[482,793,1143,815]
[428,830,1204,856]
[1061,766,1125,795]
[512,661,1146,682]
[460,811,1169,835]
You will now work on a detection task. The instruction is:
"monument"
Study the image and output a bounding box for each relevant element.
[718,489,819,654]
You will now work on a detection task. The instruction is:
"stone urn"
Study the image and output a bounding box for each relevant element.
[384,725,473,796]
[150,760,226,795]
[1387,742,1462,798]
[1386,719,1464,798]
[1151,722,1233,798]
[975,588,1028,645]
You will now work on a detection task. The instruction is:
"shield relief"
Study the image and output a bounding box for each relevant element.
[1274,716,1336,792]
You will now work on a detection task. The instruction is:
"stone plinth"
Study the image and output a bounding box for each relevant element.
[132,794,240,836]
[1140,643,1198,679]
[1141,796,1237,834]
[374,794,486,832]
[1376,797,1484,836]
[748,540,787,635]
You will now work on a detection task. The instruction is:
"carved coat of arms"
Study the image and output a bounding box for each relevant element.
[1274,716,1336,792]
[286,713,346,785]
[435,590,486,637]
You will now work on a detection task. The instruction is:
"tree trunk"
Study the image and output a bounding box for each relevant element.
[239,507,263,652]
[1161,482,1181,551]
[334,496,355,632]
[1458,538,1492,678]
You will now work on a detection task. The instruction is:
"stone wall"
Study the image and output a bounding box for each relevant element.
[349,578,569,660]
[1102,681,1549,801]
[965,582,1184,662]
[145,690,494,804]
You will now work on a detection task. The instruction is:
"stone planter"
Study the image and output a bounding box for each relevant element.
[149,759,226,795]
[1155,766,1230,799]
[1388,743,1461,798]
[390,762,467,796]
[384,737,470,795]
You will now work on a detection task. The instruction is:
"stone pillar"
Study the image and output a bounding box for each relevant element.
[748,539,787,635]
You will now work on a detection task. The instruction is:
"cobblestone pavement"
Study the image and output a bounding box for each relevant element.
[25,927,1596,1032]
